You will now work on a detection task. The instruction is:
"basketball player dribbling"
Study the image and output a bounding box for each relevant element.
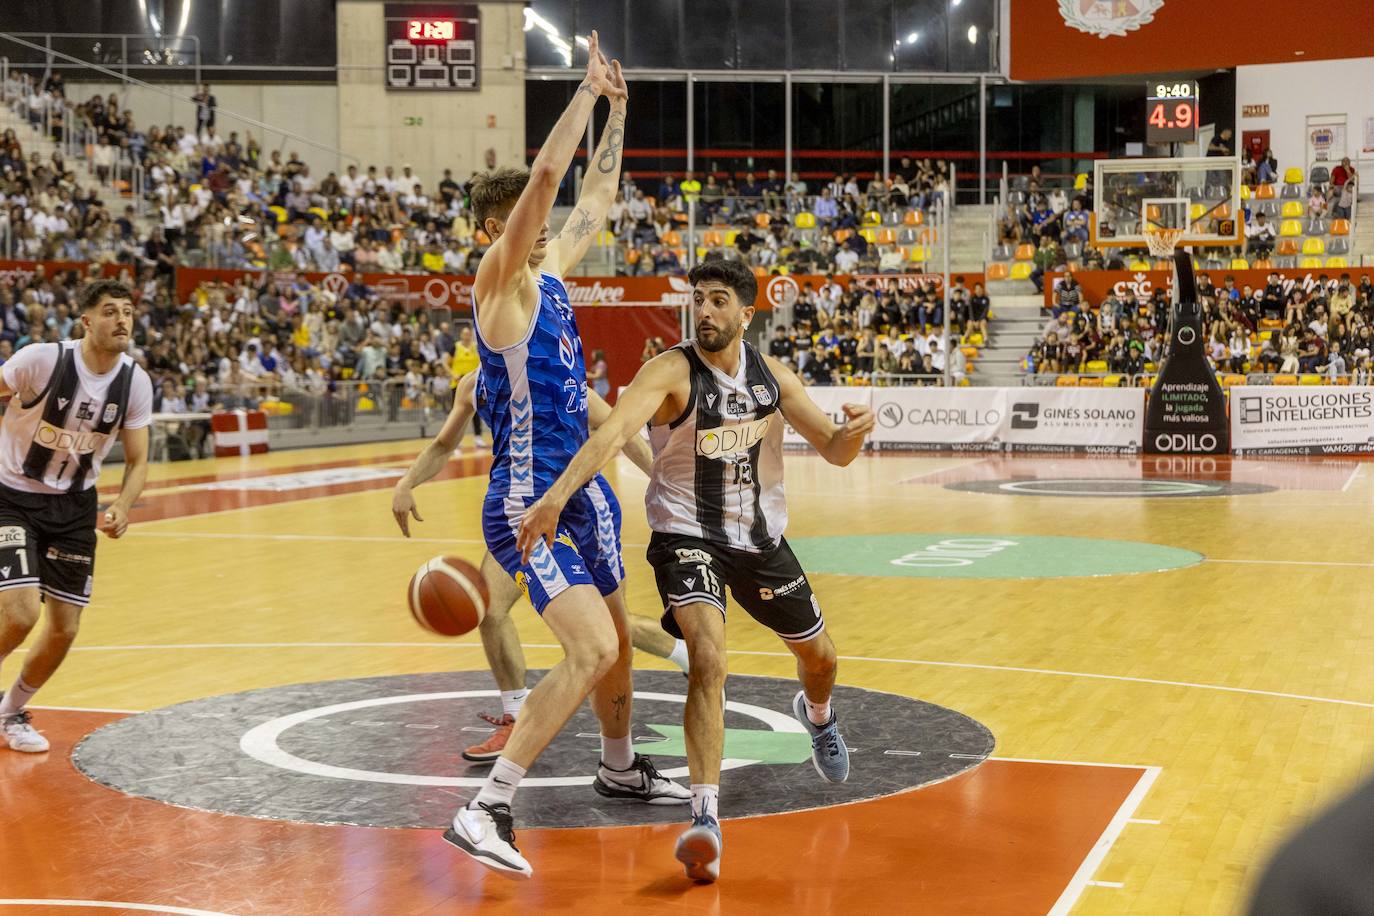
[439,32,688,879]
[390,370,691,763]
[0,280,153,752]
[519,258,875,882]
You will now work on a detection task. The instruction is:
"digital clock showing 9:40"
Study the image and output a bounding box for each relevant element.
[1146,79,1199,144]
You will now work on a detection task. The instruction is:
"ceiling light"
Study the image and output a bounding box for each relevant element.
[968,25,978,43]
[906,32,920,44]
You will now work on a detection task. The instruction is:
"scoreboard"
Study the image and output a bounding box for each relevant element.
[1146,80,1199,144]
[384,3,481,91]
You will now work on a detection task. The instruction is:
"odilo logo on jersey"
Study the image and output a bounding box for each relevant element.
[35,421,108,455]
[695,415,772,459]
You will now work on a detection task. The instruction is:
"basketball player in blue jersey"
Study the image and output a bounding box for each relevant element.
[441,33,688,879]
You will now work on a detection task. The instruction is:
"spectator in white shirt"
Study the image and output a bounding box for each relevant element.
[834,242,859,274]
[1246,212,1276,257]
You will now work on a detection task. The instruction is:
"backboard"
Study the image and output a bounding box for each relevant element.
[1091,156,1242,249]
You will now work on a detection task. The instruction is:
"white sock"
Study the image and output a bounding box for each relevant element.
[471,756,526,809]
[667,639,690,674]
[500,688,528,720]
[803,693,832,726]
[0,676,39,717]
[600,733,635,771]
[690,783,719,821]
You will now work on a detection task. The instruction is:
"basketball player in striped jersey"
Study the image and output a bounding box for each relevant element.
[439,33,687,880]
[0,280,152,752]
[519,258,875,882]
[390,370,691,762]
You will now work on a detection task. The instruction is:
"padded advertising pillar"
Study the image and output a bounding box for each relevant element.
[1144,252,1229,454]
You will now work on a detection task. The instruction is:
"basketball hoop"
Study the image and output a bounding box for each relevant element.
[1143,226,1186,258]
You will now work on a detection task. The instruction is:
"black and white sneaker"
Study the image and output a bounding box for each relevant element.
[442,802,532,879]
[593,754,691,804]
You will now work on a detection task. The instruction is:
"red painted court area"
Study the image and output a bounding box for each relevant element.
[1,710,1148,915]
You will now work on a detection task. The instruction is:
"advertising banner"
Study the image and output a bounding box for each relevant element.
[868,387,1004,452]
[1002,388,1145,454]
[782,388,870,448]
[1230,387,1374,456]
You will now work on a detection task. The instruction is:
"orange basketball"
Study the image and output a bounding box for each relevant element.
[407,555,489,636]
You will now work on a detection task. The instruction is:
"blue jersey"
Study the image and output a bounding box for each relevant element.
[475,271,589,503]
[474,272,623,614]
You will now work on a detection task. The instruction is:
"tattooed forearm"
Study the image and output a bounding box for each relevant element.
[566,207,598,243]
[577,81,597,100]
[611,692,627,721]
[597,113,625,175]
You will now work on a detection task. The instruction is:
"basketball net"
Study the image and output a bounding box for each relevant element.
[1144,226,1186,259]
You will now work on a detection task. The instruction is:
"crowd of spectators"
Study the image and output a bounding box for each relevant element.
[1029,268,1374,382]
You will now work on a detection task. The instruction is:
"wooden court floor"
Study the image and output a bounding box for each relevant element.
[1,439,1371,915]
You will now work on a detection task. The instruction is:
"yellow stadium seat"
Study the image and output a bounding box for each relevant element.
[596,230,616,246]
[862,211,882,226]
[1299,374,1322,385]
[1074,173,1088,190]
[1103,375,1122,387]
[986,263,1009,280]
[1240,184,1252,200]
[1013,244,1035,260]
[1190,203,1206,220]
[1128,259,1151,271]
[1255,183,1276,199]
[1273,374,1297,385]
[357,396,376,411]
[1326,256,1349,268]
[1299,257,1322,268]
[267,205,287,224]
[859,228,878,244]
[1222,374,1247,388]
[724,230,738,246]
[1330,219,1350,236]
[1283,167,1304,184]
[968,333,984,346]
[1009,262,1032,280]
[1085,360,1108,373]
[794,212,817,229]
[308,206,329,220]
[1279,220,1302,237]
[1229,258,1250,270]
[1281,201,1304,219]
[189,183,202,193]
[1301,237,1325,255]
[908,246,928,263]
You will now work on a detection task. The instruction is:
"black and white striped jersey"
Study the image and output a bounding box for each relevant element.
[645,341,786,552]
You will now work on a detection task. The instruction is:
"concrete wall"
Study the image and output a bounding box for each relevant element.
[336,1,527,185]
[71,81,343,174]
[1236,57,1374,178]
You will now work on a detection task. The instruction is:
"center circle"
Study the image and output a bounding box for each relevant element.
[73,670,993,829]
[944,478,1278,499]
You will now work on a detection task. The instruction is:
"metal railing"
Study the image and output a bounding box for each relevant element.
[204,379,453,430]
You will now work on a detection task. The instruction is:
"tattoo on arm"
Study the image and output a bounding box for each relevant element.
[612,692,627,721]
[566,207,598,243]
[597,114,625,175]
[577,82,597,100]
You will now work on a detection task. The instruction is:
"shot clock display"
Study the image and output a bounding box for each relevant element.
[384,4,481,91]
[1146,80,1199,144]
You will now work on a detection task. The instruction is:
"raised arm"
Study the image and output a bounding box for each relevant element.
[547,62,627,278]
[473,31,624,301]
[517,352,682,560]
[765,354,874,466]
[392,372,477,536]
[588,386,653,475]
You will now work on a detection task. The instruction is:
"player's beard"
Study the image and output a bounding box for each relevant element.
[696,314,742,352]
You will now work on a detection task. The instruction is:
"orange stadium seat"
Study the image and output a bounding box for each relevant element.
[903,210,925,226]
[987,263,1009,280]
[833,228,853,244]
[663,230,682,246]
[1255,183,1276,199]
[1013,243,1035,260]
[702,230,723,247]
[1330,219,1351,236]
[876,228,897,245]
[755,213,770,228]
[1056,375,1079,386]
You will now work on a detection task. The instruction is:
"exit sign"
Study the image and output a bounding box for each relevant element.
[403,115,424,126]
[1242,104,1269,118]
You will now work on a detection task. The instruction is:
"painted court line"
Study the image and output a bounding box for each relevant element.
[0,902,238,916]
[21,643,1374,710]
[1128,818,1161,825]
[1087,881,1125,889]
[1207,557,1374,569]
[1049,766,1159,915]
[1342,465,1362,492]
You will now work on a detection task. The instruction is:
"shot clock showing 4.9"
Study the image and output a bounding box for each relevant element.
[1146,80,1199,144]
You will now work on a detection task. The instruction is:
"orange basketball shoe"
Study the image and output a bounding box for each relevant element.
[462,712,514,762]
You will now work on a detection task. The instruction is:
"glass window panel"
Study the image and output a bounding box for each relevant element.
[623,80,688,193]
[625,0,682,69]
[524,0,576,68]
[682,0,738,70]
[843,0,894,71]
[573,0,627,68]
[788,0,841,70]
[694,81,786,190]
[947,0,996,72]
[737,0,787,69]
[893,0,946,72]
[792,81,883,189]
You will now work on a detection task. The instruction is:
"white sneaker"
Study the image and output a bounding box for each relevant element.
[593,754,692,804]
[3,710,50,753]
[442,802,532,879]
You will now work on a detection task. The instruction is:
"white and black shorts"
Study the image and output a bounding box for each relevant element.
[647,532,826,643]
[0,483,98,606]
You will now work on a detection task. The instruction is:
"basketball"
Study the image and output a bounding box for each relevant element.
[407,556,489,636]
